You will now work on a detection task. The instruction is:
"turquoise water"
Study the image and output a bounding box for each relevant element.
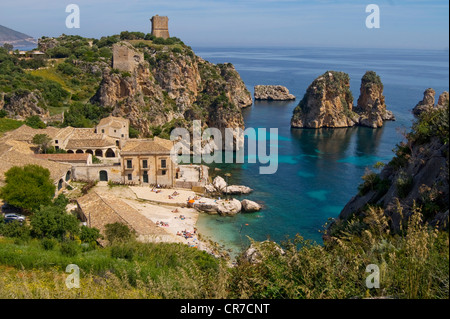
[192,47,449,255]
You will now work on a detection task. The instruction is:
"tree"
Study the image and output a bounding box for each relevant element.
[32,134,52,153]
[25,115,46,129]
[0,165,56,212]
[104,222,134,245]
[30,204,79,240]
[2,43,13,52]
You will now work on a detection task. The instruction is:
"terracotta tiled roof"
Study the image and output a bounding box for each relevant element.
[121,138,173,154]
[0,149,71,183]
[66,138,115,149]
[4,125,60,142]
[68,128,103,140]
[97,116,128,129]
[34,153,90,163]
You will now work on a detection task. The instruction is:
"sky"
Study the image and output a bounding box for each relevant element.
[0,0,449,49]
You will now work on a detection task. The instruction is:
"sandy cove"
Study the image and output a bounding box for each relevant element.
[92,184,219,255]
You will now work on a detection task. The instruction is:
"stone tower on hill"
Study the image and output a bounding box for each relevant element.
[150,15,170,39]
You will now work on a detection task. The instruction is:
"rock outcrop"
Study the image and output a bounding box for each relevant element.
[413,88,436,116]
[291,71,394,129]
[241,241,285,264]
[207,176,253,195]
[92,42,252,137]
[1,90,49,119]
[355,71,395,128]
[413,89,449,116]
[291,71,356,128]
[193,197,242,216]
[437,91,449,107]
[330,104,449,235]
[254,85,295,101]
[241,199,262,212]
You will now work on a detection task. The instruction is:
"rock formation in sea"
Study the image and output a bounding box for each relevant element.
[193,197,242,216]
[291,71,356,128]
[254,85,296,101]
[355,71,395,128]
[413,88,436,116]
[291,70,395,129]
[241,199,262,212]
[208,176,253,195]
[412,88,449,117]
[437,91,449,107]
[91,41,252,137]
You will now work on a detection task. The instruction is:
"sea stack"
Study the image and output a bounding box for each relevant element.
[290,71,356,128]
[291,70,394,129]
[355,71,395,128]
[254,85,296,101]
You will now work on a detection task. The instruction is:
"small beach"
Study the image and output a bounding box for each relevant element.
[93,184,220,255]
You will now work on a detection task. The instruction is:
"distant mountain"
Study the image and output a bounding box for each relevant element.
[0,25,37,50]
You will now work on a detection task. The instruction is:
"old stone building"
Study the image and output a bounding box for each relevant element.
[150,15,170,39]
[120,137,176,187]
[112,42,144,73]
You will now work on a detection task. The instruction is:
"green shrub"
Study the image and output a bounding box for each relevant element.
[40,238,57,250]
[60,241,79,257]
[25,115,46,129]
[80,226,102,244]
[111,244,135,261]
[30,204,80,240]
[0,165,56,213]
[105,222,134,245]
[0,220,31,241]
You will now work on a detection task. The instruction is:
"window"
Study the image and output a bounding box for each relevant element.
[121,134,124,138]
[161,159,167,168]
[128,174,132,181]
[126,159,132,169]
[114,130,117,133]
[101,129,105,133]
[142,160,148,169]
[161,170,166,176]
[55,140,58,144]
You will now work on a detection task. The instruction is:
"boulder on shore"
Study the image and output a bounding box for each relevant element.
[254,85,296,101]
[241,199,262,212]
[209,176,253,194]
[193,197,242,216]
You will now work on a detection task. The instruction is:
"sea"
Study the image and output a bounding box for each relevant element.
[190,46,449,256]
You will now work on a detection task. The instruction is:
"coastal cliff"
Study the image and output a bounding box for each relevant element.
[291,71,394,129]
[330,103,449,235]
[91,41,252,136]
[2,34,252,137]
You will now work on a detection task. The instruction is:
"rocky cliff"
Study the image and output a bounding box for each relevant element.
[254,85,295,101]
[91,41,252,137]
[291,71,394,129]
[1,90,49,119]
[330,104,449,235]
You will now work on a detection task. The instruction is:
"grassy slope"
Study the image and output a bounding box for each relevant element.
[0,118,23,136]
